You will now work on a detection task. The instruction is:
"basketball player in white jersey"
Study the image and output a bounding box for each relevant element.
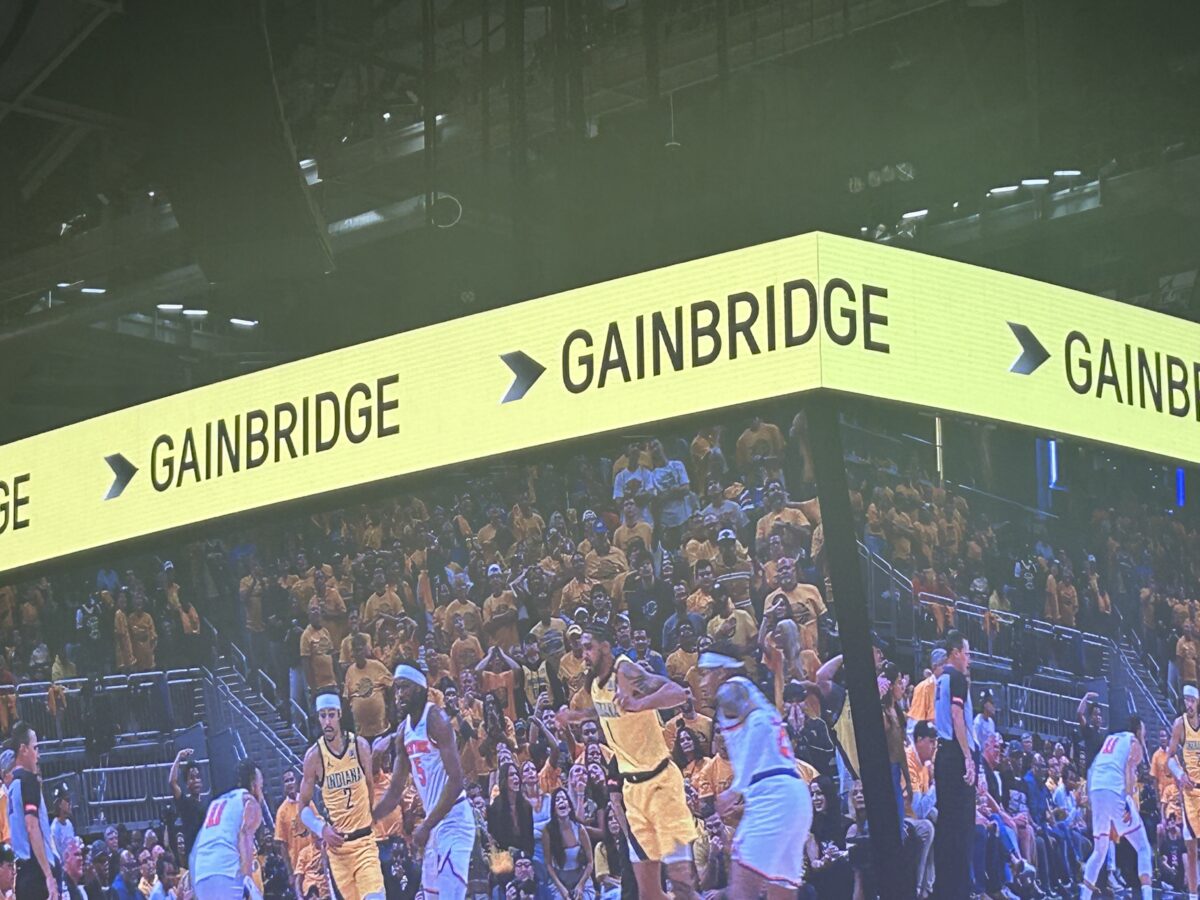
[190,758,264,900]
[699,643,812,899]
[1081,715,1152,900]
[373,663,474,900]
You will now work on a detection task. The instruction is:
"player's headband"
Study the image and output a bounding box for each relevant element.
[1185,685,1199,700]
[698,651,743,670]
[315,694,341,712]
[394,665,427,688]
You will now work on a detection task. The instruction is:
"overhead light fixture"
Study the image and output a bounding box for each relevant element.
[80,287,107,294]
[901,208,929,220]
[229,317,259,328]
[340,135,349,143]
[1020,177,1050,187]
[1053,169,1082,177]
[182,308,209,318]
[56,282,70,288]
[382,112,391,122]
[157,303,184,312]
[952,201,960,208]
[148,190,156,198]
[988,185,1019,196]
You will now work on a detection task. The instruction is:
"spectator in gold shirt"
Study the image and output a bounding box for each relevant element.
[754,482,810,557]
[444,576,483,637]
[555,554,595,617]
[273,768,317,872]
[295,837,331,899]
[482,565,520,651]
[312,569,348,650]
[300,603,336,693]
[686,560,718,618]
[666,622,699,683]
[762,559,827,654]
[583,525,629,598]
[613,499,654,557]
[476,507,514,560]
[450,615,484,681]
[735,416,786,478]
[705,586,757,673]
[1177,622,1199,686]
[361,570,403,635]
[112,591,134,673]
[556,626,587,703]
[907,648,946,726]
[510,498,546,545]
[338,608,371,672]
[239,560,269,663]
[712,529,753,611]
[343,634,393,741]
[127,594,157,672]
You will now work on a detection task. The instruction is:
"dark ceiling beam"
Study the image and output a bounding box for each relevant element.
[324,36,421,79]
[19,124,93,201]
[72,0,123,12]
[0,265,209,350]
[0,94,139,131]
[0,2,119,128]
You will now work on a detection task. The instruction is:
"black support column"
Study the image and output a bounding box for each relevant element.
[807,393,906,900]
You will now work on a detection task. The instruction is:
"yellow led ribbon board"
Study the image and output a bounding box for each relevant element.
[1,232,1197,575]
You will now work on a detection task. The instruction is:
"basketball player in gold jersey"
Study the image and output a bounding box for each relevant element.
[557,622,698,900]
[296,690,385,900]
[1168,684,1200,900]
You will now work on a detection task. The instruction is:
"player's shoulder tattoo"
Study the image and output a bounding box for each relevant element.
[619,657,655,695]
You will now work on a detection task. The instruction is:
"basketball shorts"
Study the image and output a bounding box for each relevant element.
[733,773,813,888]
[1183,787,1200,841]
[421,800,475,899]
[622,761,695,864]
[1090,789,1142,841]
[192,874,245,900]
[327,834,385,900]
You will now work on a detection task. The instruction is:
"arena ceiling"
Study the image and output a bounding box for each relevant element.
[0,0,1198,444]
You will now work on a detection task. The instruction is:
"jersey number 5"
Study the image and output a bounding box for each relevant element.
[778,726,795,760]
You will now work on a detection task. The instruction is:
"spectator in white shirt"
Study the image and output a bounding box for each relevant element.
[974,692,997,753]
[49,789,76,863]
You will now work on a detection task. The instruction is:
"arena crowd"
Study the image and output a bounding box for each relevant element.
[0,405,1197,900]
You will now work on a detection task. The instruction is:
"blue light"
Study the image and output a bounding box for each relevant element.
[1178,468,1186,507]
[1048,439,1058,488]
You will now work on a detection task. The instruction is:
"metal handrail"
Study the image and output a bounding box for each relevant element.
[972,680,1109,740]
[859,540,1168,729]
[201,616,308,746]
[207,672,299,765]
[915,592,1109,651]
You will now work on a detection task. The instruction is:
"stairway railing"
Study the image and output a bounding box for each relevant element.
[858,541,1169,730]
[202,617,309,743]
